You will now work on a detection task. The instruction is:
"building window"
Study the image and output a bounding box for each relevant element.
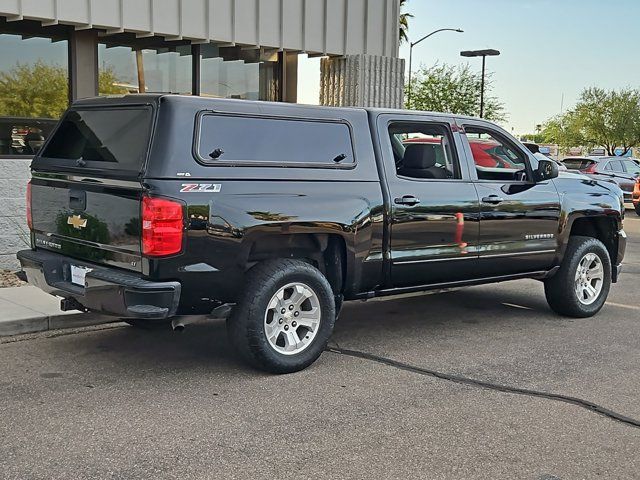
[98,43,192,95]
[0,33,68,156]
[200,44,280,101]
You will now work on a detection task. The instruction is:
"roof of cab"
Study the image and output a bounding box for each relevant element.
[71,93,482,123]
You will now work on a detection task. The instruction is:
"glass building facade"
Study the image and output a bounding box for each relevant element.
[0,20,289,158]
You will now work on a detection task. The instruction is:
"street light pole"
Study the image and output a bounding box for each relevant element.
[407,28,463,108]
[460,49,500,119]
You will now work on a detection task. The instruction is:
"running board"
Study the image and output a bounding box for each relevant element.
[353,270,553,300]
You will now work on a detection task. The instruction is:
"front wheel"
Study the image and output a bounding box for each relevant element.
[227,259,336,374]
[544,236,611,318]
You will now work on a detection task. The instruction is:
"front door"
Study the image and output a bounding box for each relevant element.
[377,114,480,288]
[460,121,561,277]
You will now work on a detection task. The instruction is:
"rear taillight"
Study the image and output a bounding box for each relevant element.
[141,196,184,257]
[582,163,597,174]
[26,181,32,230]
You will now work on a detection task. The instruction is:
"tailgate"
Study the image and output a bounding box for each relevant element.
[30,176,143,272]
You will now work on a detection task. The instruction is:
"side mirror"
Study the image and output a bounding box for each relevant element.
[534,159,559,182]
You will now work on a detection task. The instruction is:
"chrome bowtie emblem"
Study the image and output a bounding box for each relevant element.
[67,214,87,229]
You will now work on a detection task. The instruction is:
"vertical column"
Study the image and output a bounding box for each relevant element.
[283,52,298,103]
[192,44,202,96]
[68,29,99,102]
[320,54,405,108]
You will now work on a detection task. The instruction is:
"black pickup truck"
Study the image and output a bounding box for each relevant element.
[17,95,626,373]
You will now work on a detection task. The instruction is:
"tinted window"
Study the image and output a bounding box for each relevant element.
[38,108,153,173]
[464,127,529,181]
[388,122,460,180]
[563,159,594,171]
[198,115,354,165]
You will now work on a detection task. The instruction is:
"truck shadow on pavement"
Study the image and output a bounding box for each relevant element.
[54,280,561,376]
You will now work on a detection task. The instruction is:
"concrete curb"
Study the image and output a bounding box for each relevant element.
[0,312,116,337]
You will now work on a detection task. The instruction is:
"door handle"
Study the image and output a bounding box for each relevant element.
[481,195,504,205]
[394,195,421,206]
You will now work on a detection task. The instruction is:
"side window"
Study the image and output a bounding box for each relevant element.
[622,160,640,175]
[197,115,354,166]
[388,122,460,180]
[464,126,529,181]
[609,160,624,173]
[604,162,613,171]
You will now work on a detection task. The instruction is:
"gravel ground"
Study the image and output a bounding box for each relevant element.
[0,269,25,288]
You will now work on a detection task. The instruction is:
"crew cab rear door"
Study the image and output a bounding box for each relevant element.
[376,113,480,288]
[459,120,561,277]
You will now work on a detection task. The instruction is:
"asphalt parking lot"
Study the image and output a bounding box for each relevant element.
[1,214,639,479]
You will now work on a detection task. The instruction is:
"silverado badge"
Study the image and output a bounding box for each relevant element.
[67,214,87,230]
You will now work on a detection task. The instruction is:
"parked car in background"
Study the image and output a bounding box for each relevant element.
[562,156,640,202]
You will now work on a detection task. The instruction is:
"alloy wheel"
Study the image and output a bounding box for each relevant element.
[263,282,322,355]
[574,253,604,305]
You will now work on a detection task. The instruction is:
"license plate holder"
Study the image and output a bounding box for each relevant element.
[70,265,92,287]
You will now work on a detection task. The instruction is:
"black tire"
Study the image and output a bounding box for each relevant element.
[635,203,640,216]
[227,259,336,374]
[544,235,611,318]
[122,319,172,330]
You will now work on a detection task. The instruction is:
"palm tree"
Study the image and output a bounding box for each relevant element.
[399,0,413,44]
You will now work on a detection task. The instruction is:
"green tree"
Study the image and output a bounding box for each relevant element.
[0,62,128,118]
[399,0,413,44]
[520,133,547,144]
[405,63,506,122]
[543,87,640,155]
[0,61,68,118]
[99,67,129,96]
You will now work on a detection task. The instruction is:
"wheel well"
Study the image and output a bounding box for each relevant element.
[569,217,618,262]
[245,234,347,294]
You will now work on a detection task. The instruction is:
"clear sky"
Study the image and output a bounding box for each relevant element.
[299,0,640,135]
[398,0,640,134]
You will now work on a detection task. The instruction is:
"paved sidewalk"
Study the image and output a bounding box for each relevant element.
[0,286,113,336]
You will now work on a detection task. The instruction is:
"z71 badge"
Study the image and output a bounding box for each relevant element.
[180,183,221,193]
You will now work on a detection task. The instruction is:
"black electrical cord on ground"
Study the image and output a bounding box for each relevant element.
[327,346,640,430]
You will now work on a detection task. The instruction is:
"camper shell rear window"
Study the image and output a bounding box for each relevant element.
[34,107,153,176]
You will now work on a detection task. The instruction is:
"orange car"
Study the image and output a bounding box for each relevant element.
[633,177,640,216]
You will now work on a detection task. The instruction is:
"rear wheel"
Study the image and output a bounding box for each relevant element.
[544,236,611,318]
[227,259,335,374]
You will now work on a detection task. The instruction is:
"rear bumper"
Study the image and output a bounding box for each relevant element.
[17,249,181,319]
